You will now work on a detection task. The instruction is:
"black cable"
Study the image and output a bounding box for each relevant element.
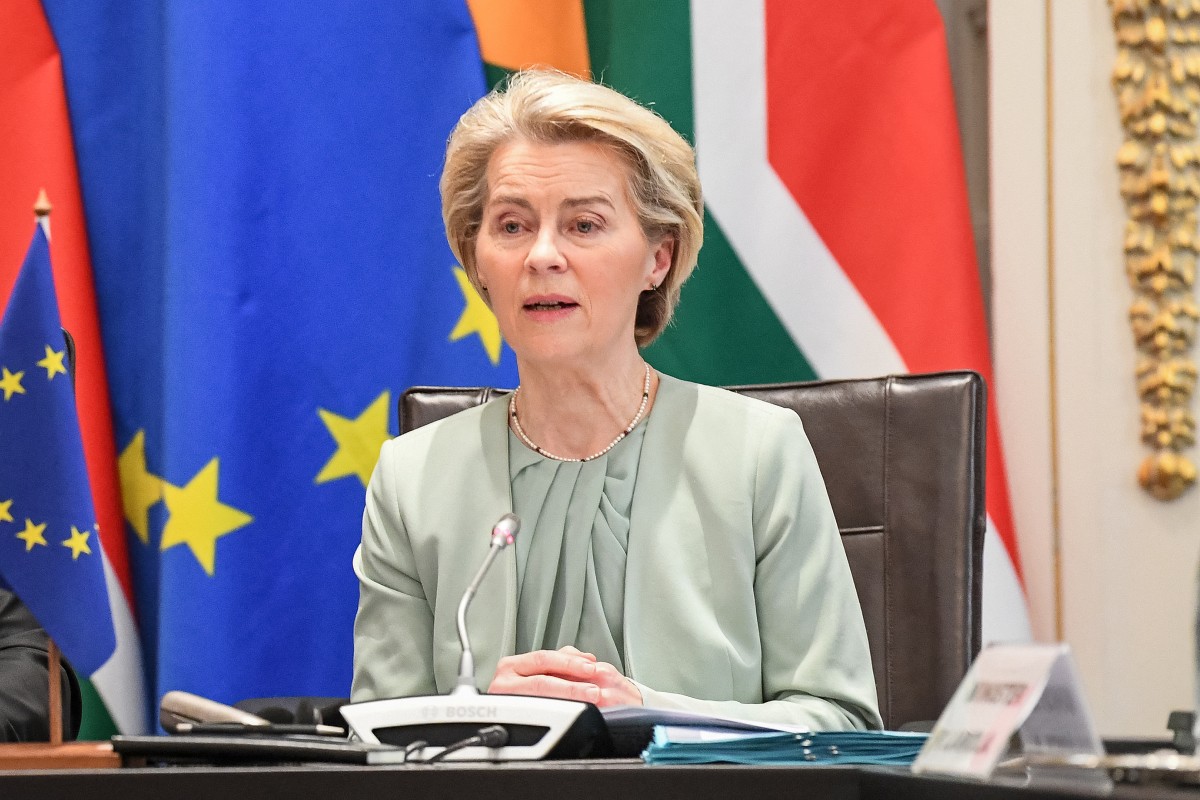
[424,725,509,763]
[402,739,428,763]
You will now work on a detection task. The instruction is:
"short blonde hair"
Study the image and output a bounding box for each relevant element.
[441,70,704,347]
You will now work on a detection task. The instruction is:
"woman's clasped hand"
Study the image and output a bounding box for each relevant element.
[488,645,642,708]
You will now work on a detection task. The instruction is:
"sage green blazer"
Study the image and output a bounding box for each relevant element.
[352,374,882,731]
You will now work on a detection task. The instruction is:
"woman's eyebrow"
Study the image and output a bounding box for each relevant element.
[486,194,615,211]
[562,195,615,210]
[486,194,533,210]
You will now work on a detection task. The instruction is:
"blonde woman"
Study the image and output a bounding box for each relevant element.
[352,70,881,731]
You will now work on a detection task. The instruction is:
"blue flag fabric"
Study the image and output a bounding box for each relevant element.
[0,223,116,676]
[41,1,517,709]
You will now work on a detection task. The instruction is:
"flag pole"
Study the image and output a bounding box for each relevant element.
[34,189,52,236]
[33,190,63,746]
[47,641,62,745]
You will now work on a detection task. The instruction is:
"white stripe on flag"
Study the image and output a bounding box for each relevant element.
[982,518,1033,644]
[92,552,149,734]
[690,1,906,380]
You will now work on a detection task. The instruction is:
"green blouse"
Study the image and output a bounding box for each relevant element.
[507,421,648,672]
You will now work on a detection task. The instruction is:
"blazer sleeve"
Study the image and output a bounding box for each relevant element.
[638,409,883,731]
[0,587,81,741]
[351,438,437,701]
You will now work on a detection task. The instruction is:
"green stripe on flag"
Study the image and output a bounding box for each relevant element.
[583,0,815,384]
[583,0,695,144]
[483,62,511,91]
[653,212,818,385]
[77,677,118,740]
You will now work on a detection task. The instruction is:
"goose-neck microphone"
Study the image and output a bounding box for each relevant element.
[454,513,519,695]
[340,512,611,760]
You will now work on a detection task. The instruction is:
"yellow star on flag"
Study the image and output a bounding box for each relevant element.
[15,519,47,551]
[0,367,25,401]
[36,345,67,380]
[118,430,164,544]
[316,391,391,487]
[449,266,504,365]
[160,459,253,576]
[62,526,92,560]
[0,499,12,523]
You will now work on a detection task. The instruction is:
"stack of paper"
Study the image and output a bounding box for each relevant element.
[642,726,928,766]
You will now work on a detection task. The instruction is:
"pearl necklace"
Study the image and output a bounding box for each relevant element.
[509,364,652,463]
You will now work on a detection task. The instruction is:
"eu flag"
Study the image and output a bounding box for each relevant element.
[41,0,517,710]
[0,222,115,676]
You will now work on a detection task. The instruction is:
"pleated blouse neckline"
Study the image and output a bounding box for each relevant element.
[507,417,648,672]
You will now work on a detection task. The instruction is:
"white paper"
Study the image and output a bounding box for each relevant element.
[601,705,809,734]
[656,726,783,744]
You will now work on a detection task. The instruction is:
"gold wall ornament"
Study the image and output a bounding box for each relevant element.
[1111,0,1200,500]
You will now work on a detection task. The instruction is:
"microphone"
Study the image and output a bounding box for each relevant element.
[159,690,272,732]
[340,513,611,761]
[453,512,518,695]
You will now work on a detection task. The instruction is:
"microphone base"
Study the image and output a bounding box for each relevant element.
[340,693,611,761]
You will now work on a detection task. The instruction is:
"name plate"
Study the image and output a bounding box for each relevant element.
[912,643,1106,782]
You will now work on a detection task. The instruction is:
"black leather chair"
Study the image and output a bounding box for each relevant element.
[400,371,986,729]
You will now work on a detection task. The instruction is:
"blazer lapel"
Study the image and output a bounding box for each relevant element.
[460,397,518,685]
[623,374,699,683]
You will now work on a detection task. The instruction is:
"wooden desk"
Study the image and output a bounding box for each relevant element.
[0,762,1195,800]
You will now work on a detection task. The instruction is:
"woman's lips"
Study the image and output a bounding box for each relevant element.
[524,301,576,310]
[522,296,579,319]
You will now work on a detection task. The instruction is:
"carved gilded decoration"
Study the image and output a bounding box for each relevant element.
[1111,0,1200,499]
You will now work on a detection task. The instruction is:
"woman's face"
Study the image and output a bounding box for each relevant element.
[475,139,673,369]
